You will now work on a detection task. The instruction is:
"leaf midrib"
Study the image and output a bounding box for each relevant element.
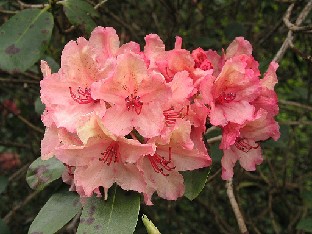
[105,185,117,232]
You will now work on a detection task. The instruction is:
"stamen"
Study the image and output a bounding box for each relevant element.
[165,67,174,82]
[234,138,259,153]
[99,142,120,165]
[63,163,74,176]
[199,60,213,71]
[216,92,236,104]
[125,94,143,115]
[163,106,189,126]
[148,149,175,176]
[69,87,94,104]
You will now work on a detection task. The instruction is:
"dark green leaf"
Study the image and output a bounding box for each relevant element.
[296,218,312,232]
[209,143,223,162]
[60,0,99,34]
[28,191,82,234]
[77,186,140,234]
[224,22,246,40]
[0,219,10,234]
[0,176,8,194]
[34,97,45,115]
[0,9,54,72]
[43,56,60,73]
[302,190,312,208]
[26,157,65,190]
[182,167,210,200]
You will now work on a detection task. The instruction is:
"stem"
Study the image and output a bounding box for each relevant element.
[226,179,249,234]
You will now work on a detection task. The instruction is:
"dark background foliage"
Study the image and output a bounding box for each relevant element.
[0,0,311,233]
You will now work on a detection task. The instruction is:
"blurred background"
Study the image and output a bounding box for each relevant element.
[0,0,311,233]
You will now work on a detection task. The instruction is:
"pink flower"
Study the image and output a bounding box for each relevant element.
[44,115,155,197]
[252,62,279,116]
[139,122,212,204]
[200,54,261,126]
[91,52,171,138]
[40,36,109,132]
[144,34,210,85]
[220,109,280,180]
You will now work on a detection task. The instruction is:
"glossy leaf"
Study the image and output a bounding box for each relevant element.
[0,176,8,194]
[28,191,82,234]
[182,167,210,200]
[26,157,65,190]
[0,9,54,72]
[60,0,99,34]
[77,186,140,234]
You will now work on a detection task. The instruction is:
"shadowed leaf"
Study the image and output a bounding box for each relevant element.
[26,157,65,190]
[60,0,99,34]
[0,9,54,72]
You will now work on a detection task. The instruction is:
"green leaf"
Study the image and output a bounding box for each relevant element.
[208,143,223,162]
[60,0,99,34]
[77,186,140,234]
[182,167,210,200]
[28,191,82,234]
[26,157,65,190]
[0,9,54,72]
[296,217,312,232]
[43,56,60,73]
[0,176,8,194]
[34,97,45,115]
[302,190,312,208]
[0,219,10,234]
[142,215,161,234]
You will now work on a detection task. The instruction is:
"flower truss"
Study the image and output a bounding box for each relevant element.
[40,27,279,204]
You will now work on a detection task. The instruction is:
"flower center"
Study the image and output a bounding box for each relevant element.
[99,142,120,165]
[69,87,94,104]
[234,138,259,153]
[192,48,213,71]
[148,147,176,176]
[163,106,189,126]
[216,92,236,104]
[63,163,75,176]
[199,60,213,71]
[125,94,143,115]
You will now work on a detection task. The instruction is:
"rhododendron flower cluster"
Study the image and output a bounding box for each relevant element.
[40,27,279,204]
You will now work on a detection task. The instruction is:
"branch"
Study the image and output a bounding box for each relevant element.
[205,126,218,135]
[0,77,39,84]
[279,99,312,111]
[226,179,249,234]
[3,190,41,224]
[17,0,48,9]
[207,135,222,144]
[273,1,312,62]
[94,0,108,10]
[1,103,44,134]
[0,141,30,149]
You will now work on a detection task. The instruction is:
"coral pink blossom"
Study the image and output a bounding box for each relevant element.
[252,62,279,116]
[200,54,261,126]
[39,27,280,202]
[45,115,155,197]
[220,109,280,179]
[144,34,210,85]
[91,52,171,138]
[140,123,212,204]
[40,37,108,132]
